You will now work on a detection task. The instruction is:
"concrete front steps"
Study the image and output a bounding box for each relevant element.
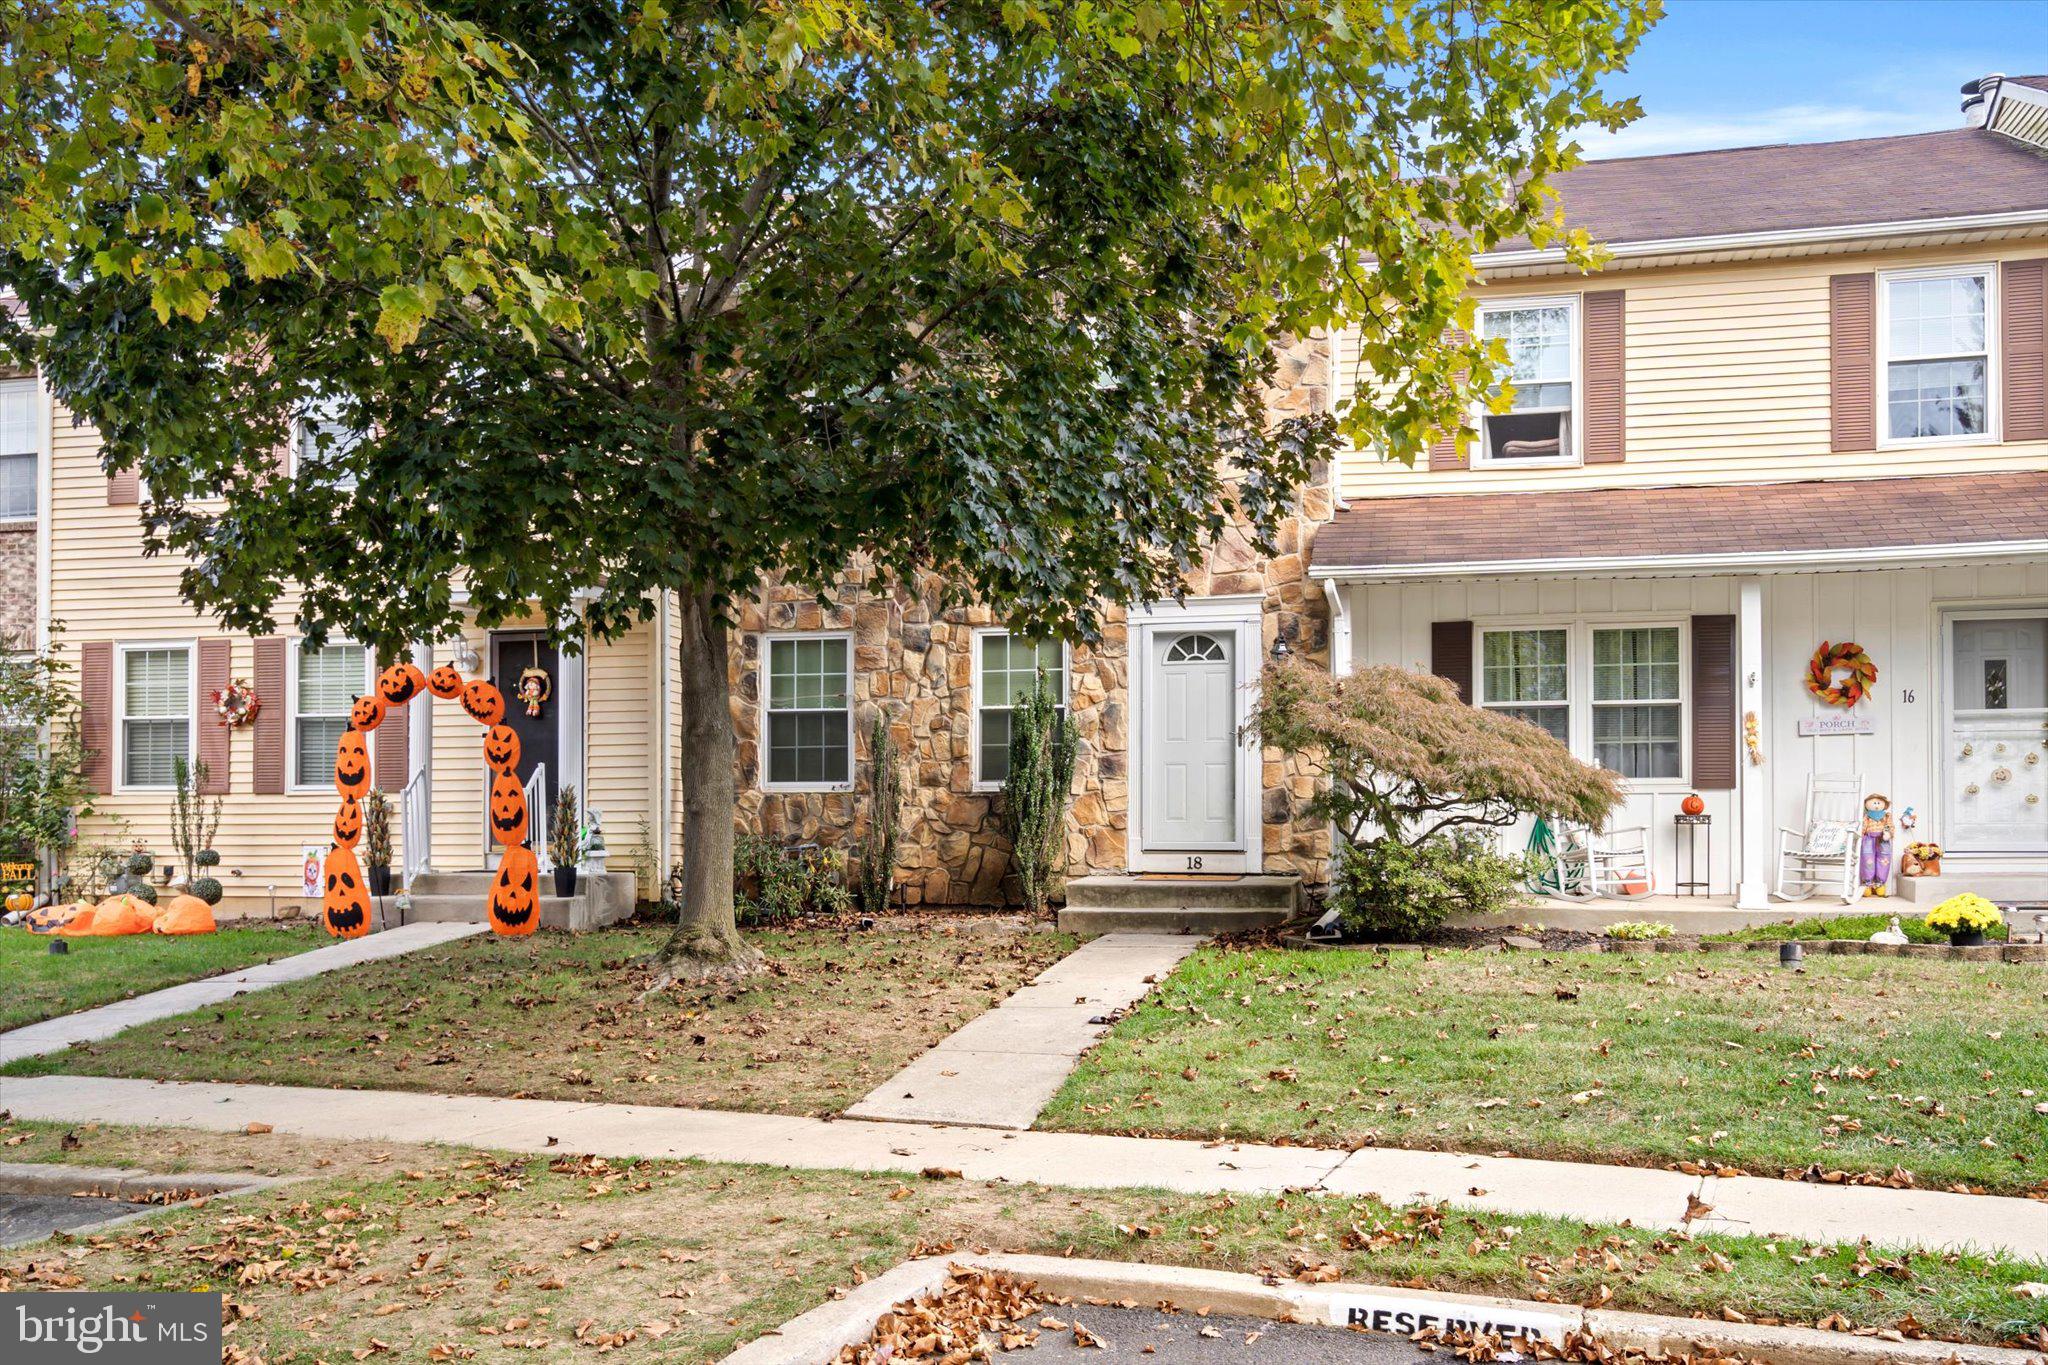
[374,869,637,933]
[1058,873,1299,935]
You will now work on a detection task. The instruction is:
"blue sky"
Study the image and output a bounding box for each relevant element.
[1577,0,2047,158]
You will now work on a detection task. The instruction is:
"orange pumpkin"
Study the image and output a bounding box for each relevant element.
[488,843,541,936]
[322,842,372,939]
[350,693,387,732]
[461,679,506,727]
[487,770,528,845]
[377,661,428,707]
[427,663,465,699]
[333,729,371,799]
[482,724,521,774]
[334,794,363,847]
[1680,792,1706,817]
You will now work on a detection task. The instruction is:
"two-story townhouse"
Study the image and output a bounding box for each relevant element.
[1317,72,2048,910]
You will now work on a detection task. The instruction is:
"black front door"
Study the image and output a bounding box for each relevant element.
[488,632,560,860]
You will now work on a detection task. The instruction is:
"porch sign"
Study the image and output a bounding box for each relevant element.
[1323,1290,1571,1343]
[1798,714,1875,736]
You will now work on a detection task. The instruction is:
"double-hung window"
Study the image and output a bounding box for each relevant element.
[1591,627,1683,780]
[120,646,192,788]
[764,636,851,787]
[1881,268,1992,443]
[0,378,38,522]
[294,641,370,789]
[1479,629,1569,742]
[974,632,1067,786]
[1476,297,1577,465]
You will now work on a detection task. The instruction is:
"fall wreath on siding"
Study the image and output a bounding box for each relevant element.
[212,677,261,728]
[1806,641,1876,708]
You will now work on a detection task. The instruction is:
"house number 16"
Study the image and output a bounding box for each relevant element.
[1901,688,1916,703]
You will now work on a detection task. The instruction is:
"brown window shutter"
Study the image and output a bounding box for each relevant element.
[1691,615,1737,791]
[1427,328,1471,471]
[251,636,288,794]
[197,639,231,793]
[1430,620,1474,704]
[2004,258,2048,443]
[373,680,408,790]
[1829,273,1876,453]
[1583,290,1626,464]
[79,641,113,794]
[106,468,139,505]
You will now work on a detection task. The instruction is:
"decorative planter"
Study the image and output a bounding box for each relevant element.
[1949,929,1987,947]
[367,865,392,898]
[553,864,579,899]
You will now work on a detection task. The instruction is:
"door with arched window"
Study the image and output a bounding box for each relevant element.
[1143,630,1238,851]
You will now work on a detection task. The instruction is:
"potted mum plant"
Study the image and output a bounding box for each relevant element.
[363,789,394,898]
[1924,892,2003,947]
[549,785,581,899]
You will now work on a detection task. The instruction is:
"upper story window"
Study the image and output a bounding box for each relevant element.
[763,635,851,789]
[295,398,363,489]
[119,644,192,789]
[1476,297,1578,466]
[0,378,38,522]
[1881,267,1993,444]
[974,631,1067,787]
[293,641,370,790]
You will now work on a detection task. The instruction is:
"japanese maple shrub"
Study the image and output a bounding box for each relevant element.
[1252,660,1623,939]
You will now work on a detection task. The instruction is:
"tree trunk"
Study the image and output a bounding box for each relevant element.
[652,588,764,986]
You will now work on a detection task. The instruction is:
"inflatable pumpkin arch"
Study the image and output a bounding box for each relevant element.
[322,662,535,940]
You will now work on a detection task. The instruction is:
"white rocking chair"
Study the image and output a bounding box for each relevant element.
[1775,772,1863,904]
[1553,823,1656,900]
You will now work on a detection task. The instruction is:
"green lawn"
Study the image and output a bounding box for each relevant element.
[1040,946,2048,1196]
[0,922,325,1031]
[3,1116,2043,1356]
[2,917,1077,1116]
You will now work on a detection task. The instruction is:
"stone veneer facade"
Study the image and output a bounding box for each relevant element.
[0,524,35,645]
[727,335,1335,906]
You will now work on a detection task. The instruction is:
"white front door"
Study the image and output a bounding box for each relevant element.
[1143,630,1238,850]
[1947,615,2048,851]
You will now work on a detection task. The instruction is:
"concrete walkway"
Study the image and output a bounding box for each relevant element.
[846,932,1201,1129]
[0,923,485,1065]
[6,1075,2045,1262]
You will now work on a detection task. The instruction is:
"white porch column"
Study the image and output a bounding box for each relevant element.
[407,641,434,874]
[1735,577,1771,908]
[557,633,586,803]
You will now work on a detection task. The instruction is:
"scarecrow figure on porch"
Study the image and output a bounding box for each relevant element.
[1858,792,1895,897]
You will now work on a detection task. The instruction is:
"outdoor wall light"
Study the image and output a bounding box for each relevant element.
[1271,637,1292,661]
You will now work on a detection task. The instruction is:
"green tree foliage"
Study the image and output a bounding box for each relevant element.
[0,636,93,884]
[1001,677,1078,915]
[1328,831,1528,940]
[0,0,1654,973]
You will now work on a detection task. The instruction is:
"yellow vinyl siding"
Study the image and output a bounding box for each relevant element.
[584,619,658,888]
[1336,238,2048,498]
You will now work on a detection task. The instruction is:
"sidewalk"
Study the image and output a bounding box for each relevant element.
[846,932,1201,1129]
[0,923,485,1065]
[6,1074,2045,1261]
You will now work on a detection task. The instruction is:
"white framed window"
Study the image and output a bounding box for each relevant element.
[291,640,372,790]
[1591,626,1683,780]
[1879,265,1995,445]
[294,397,363,489]
[1475,622,1688,786]
[973,630,1068,788]
[117,643,194,790]
[1474,295,1579,467]
[1479,627,1570,742]
[762,634,852,789]
[0,377,39,522]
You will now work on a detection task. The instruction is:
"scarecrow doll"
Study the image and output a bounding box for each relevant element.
[1858,792,1895,897]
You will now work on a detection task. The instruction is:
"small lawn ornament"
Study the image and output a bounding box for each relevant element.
[1858,792,1894,897]
[1901,841,1942,877]
[1868,916,1909,946]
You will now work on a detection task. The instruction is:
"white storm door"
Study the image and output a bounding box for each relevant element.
[1144,631,1238,850]
[1947,615,2048,852]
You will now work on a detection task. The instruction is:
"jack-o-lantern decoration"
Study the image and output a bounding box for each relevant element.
[483,724,521,774]
[427,663,465,699]
[487,769,528,845]
[322,842,372,939]
[333,729,371,799]
[489,843,541,936]
[334,794,364,847]
[350,693,387,732]
[377,661,428,707]
[462,679,506,727]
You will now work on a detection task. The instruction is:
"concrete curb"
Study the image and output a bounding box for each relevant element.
[0,1161,283,1246]
[719,1253,2047,1365]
